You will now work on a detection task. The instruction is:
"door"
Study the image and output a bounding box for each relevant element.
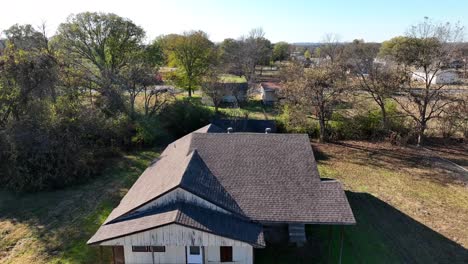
[186,246,203,264]
[112,246,125,264]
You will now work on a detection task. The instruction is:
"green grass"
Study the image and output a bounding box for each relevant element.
[0,150,159,264]
[219,74,247,83]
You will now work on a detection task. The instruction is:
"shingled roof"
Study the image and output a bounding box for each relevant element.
[89,203,265,247]
[91,124,355,246]
[102,124,354,225]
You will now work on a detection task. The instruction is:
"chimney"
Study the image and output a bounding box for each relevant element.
[227,127,233,134]
[265,128,271,134]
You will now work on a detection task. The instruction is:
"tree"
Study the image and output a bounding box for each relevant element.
[56,12,146,113]
[241,28,272,83]
[380,18,464,145]
[219,38,244,76]
[0,25,57,128]
[347,40,403,130]
[320,33,345,63]
[272,41,290,61]
[281,62,347,142]
[201,68,224,114]
[304,49,311,59]
[163,31,214,97]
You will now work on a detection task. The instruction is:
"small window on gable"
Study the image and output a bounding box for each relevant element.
[220,246,233,262]
[132,246,149,252]
[150,246,166,252]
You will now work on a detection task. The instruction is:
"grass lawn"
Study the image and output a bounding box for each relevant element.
[256,141,468,263]
[0,150,160,264]
[219,74,247,83]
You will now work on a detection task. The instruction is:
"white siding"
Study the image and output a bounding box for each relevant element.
[134,188,231,215]
[101,224,253,264]
[205,246,253,264]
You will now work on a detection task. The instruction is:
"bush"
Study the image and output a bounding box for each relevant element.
[276,105,320,137]
[0,99,133,192]
[159,98,215,138]
[132,115,171,147]
[330,102,411,141]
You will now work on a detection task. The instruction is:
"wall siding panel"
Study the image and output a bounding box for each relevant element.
[101,224,253,264]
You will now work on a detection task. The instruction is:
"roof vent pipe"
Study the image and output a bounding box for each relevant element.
[227,127,233,134]
[265,128,271,134]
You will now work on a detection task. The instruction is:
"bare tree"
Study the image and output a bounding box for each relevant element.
[380,18,464,145]
[280,62,347,142]
[347,40,404,130]
[201,69,224,114]
[320,33,345,64]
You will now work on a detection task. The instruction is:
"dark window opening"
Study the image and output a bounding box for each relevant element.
[132,246,149,252]
[189,246,201,255]
[151,246,166,252]
[220,246,233,262]
[132,246,166,253]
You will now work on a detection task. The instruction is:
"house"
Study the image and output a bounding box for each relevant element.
[202,82,249,106]
[412,70,459,84]
[88,124,355,264]
[260,82,282,104]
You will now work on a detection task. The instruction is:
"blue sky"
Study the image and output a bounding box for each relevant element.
[0,0,466,43]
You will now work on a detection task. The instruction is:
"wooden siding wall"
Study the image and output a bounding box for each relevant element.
[101,224,253,264]
[134,188,231,215]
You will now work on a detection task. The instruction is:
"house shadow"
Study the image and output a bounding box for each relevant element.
[255,192,468,264]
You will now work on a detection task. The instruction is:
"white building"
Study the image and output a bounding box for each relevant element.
[412,70,459,85]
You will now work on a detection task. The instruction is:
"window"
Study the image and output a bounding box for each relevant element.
[150,246,166,252]
[132,246,166,253]
[220,246,233,262]
[189,246,200,255]
[132,246,149,252]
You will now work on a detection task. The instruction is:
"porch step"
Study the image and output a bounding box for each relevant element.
[288,224,306,245]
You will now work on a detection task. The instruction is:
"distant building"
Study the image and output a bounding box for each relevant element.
[202,82,249,106]
[412,70,459,85]
[260,82,282,104]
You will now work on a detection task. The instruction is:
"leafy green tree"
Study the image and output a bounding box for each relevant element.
[272,41,290,61]
[56,12,145,113]
[304,49,311,59]
[162,31,214,97]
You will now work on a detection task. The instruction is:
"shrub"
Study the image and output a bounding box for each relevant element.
[132,115,171,147]
[330,102,411,141]
[276,105,320,137]
[159,98,215,138]
[0,99,133,192]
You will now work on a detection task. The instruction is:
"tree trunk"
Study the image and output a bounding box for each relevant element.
[417,121,427,146]
[380,103,388,131]
[318,112,327,143]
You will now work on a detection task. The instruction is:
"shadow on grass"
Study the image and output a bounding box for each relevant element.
[327,141,467,185]
[255,192,468,264]
[0,150,159,263]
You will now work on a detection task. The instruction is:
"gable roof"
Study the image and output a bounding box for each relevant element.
[89,203,265,247]
[261,82,282,91]
[103,126,355,225]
